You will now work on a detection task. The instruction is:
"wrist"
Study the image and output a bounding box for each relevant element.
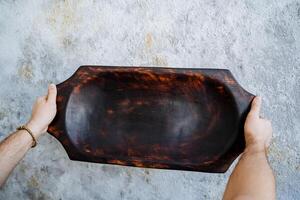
[244,143,267,155]
[25,121,46,139]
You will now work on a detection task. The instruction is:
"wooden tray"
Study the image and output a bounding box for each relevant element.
[48,66,254,173]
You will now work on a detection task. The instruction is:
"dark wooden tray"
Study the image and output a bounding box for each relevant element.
[48,66,254,173]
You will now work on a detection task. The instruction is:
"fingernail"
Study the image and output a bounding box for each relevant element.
[50,83,55,88]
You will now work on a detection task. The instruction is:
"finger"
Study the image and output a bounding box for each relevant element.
[46,84,57,103]
[249,96,262,117]
[37,95,47,102]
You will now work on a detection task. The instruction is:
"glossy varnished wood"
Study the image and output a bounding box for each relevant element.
[48,66,254,173]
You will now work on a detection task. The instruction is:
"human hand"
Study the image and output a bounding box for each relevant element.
[25,84,57,138]
[244,96,272,153]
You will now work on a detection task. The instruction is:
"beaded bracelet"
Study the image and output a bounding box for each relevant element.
[17,125,37,148]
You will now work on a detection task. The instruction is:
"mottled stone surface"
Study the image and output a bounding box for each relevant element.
[0,0,299,199]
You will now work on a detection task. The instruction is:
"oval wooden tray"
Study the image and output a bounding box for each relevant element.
[48,66,254,173]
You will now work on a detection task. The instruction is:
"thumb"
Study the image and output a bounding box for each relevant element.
[249,96,262,117]
[46,84,57,103]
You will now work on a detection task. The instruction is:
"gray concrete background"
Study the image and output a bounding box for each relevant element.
[0,0,299,199]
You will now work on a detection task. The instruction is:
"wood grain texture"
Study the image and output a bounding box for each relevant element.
[48,66,254,173]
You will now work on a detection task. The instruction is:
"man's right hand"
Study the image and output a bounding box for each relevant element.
[223,96,276,200]
[244,96,273,153]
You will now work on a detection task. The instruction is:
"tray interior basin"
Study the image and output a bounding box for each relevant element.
[64,70,239,165]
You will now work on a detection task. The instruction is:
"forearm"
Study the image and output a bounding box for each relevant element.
[223,145,275,200]
[0,130,34,187]
[0,84,57,187]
